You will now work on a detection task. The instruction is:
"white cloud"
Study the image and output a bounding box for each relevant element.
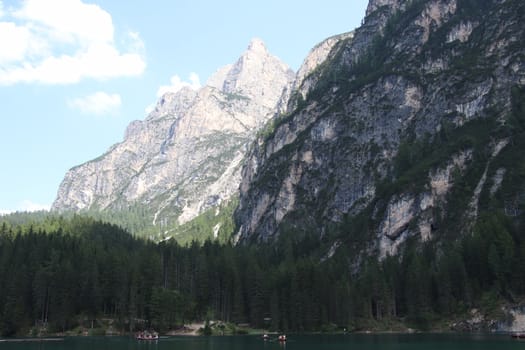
[0,1,4,18]
[127,31,145,51]
[14,0,114,44]
[157,73,201,97]
[0,200,51,215]
[68,91,122,115]
[0,0,145,85]
[0,21,31,63]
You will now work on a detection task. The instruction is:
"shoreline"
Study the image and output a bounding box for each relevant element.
[0,330,517,341]
[0,338,64,342]
[166,322,205,336]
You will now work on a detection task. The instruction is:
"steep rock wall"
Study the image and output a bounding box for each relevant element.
[235,0,525,261]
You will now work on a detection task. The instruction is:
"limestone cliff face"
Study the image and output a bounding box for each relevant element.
[235,0,525,262]
[53,39,295,228]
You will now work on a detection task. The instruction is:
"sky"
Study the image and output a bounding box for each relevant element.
[0,0,369,214]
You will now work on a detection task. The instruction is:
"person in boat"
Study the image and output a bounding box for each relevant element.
[136,330,159,340]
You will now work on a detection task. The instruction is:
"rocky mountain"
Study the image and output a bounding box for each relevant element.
[234,0,525,265]
[15,0,525,331]
[53,0,524,252]
[52,38,295,236]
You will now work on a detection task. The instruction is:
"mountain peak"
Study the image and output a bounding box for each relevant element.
[247,37,268,54]
[220,38,294,109]
[52,36,295,228]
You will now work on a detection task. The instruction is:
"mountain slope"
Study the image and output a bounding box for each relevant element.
[234,0,525,263]
[52,39,295,237]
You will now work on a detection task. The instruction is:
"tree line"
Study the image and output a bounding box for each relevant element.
[0,209,524,337]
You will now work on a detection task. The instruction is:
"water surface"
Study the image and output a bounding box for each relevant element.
[0,333,522,350]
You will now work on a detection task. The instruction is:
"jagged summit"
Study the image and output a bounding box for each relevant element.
[222,38,295,110]
[247,37,268,53]
[52,38,295,231]
[206,38,295,113]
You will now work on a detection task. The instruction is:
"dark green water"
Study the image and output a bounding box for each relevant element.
[0,333,523,350]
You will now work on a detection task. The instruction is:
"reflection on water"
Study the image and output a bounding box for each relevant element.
[0,333,523,350]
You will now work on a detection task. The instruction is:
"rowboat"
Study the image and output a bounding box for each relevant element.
[135,331,159,340]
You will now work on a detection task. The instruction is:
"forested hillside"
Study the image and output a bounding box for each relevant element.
[1,207,525,336]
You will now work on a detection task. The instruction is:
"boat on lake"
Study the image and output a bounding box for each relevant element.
[510,332,525,339]
[135,330,159,340]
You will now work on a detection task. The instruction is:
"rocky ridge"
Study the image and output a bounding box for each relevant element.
[52,38,295,233]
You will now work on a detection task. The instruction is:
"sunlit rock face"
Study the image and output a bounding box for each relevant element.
[53,38,295,227]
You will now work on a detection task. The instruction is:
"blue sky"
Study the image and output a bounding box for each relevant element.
[0,0,368,213]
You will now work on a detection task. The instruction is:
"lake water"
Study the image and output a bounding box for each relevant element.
[0,333,523,350]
